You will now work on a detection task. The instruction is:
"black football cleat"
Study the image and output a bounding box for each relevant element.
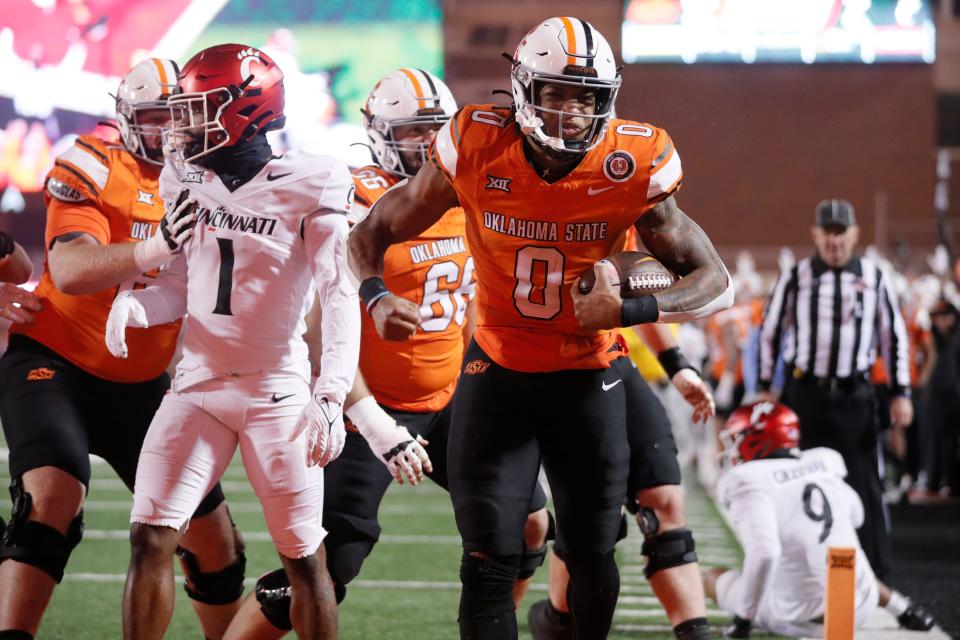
[897,604,936,632]
[527,599,575,640]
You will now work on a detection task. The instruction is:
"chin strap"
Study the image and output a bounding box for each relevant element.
[516,106,567,152]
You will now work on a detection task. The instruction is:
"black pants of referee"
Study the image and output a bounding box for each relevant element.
[783,377,893,581]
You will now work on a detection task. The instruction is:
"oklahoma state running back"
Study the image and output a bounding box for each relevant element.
[223,68,550,640]
[0,59,242,640]
[349,17,731,640]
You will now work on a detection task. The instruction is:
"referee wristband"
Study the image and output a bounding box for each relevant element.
[621,294,659,327]
[657,347,696,379]
[359,276,392,313]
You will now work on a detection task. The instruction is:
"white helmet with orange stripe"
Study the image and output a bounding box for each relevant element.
[362,68,457,178]
[114,58,179,165]
[511,17,621,155]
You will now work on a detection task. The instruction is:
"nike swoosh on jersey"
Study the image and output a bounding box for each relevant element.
[271,392,296,403]
[587,186,615,196]
[601,379,622,391]
[266,172,293,181]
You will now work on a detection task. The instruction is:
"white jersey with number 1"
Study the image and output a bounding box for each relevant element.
[151,152,358,402]
[715,448,879,636]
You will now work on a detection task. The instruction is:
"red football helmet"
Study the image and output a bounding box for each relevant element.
[721,401,800,466]
[165,44,285,163]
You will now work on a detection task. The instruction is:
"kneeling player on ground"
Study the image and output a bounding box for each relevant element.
[106,45,359,640]
[703,401,936,638]
[221,68,552,640]
[0,59,244,640]
[529,323,717,640]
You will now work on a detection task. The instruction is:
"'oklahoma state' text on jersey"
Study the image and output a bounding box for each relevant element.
[430,104,682,372]
[14,135,179,382]
[352,165,473,412]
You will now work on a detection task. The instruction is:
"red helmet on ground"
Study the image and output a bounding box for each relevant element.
[721,401,800,465]
[166,44,285,163]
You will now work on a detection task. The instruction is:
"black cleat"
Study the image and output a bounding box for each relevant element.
[527,599,574,640]
[898,604,936,632]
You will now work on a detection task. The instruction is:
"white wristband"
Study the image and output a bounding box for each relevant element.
[133,233,170,273]
[345,396,395,437]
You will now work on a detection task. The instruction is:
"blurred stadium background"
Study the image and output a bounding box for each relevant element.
[2,0,959,638]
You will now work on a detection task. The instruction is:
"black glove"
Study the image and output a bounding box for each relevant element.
[724,616,752,639]
[0,231,14,259]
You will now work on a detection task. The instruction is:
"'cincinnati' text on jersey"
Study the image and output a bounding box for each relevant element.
[197,206,279,236]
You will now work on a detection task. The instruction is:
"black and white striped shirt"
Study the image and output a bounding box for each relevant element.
[758,254,911,394]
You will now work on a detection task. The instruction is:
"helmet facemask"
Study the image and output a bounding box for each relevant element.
[365,107,450,178]
[512,63,620,155]
[164,87,236,165]
[117,99,170,165]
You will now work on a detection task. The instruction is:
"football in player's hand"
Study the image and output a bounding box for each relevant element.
[577,251,676,298]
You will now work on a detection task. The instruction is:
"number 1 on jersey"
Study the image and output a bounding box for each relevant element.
[213,238,235,316]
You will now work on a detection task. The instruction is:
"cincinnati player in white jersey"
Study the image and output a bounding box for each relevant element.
[705,401,935,638]
[105,45,358,640]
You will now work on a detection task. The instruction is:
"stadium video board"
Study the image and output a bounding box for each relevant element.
[0,0,442,207]
[622,0,936,64]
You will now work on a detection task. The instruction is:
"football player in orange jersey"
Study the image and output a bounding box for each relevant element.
[0,231,41,323]
[0,60,246,640]
[221,68,552,640]
[349,17,732,640]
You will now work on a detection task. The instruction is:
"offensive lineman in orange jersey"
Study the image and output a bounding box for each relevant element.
[0,60,245,639]
[350,17,732,640]
[222,68,551,640]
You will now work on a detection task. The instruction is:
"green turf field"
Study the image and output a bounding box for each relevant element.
[0,450,783,639]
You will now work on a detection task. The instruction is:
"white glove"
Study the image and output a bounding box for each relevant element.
[105,293,149,359]
[673,368,716,424]
[346,396,433,485]
[133,188,198,272]
[714,370,736,410]
[288,394,345,467]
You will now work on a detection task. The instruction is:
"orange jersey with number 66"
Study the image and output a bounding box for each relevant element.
[13,135,180,383]
[429,104,682,372]
[352,165,474,412]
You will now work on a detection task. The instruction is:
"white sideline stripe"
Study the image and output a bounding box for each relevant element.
[83,530,463,545]
[616,607,724,618]
[0,500,456,516]
[614,623,685,632]
[61,573,553,593]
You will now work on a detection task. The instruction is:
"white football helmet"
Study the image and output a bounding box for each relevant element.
[115,58,179,165]
[362,68,457,177]
[511,17,621,155]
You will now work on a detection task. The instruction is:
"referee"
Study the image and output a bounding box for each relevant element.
[757,199,912,582]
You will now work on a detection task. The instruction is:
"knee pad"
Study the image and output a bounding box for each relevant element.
[458,552,520,620]
[518,511,555,580]
[175,546,246,605]
[640,528,697,579]
[636,506,660,538]
[0,479,83,583]
[255,568,293,632]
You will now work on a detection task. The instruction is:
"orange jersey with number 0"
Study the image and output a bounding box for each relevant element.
[13,135,180,382]
[430,104,683,372]
[352,165,473,412]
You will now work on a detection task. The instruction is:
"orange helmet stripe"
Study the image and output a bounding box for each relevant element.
[559,16,577,65]
[150,58,174,98]
[399,68,427,109]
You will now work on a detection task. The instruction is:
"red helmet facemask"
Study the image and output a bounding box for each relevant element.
[721,401,800,466]
[165,44,285,164]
